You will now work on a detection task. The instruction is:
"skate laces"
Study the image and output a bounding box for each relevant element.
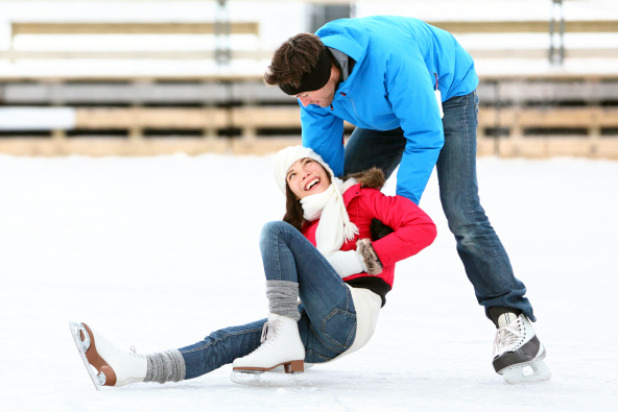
[129,345,146,360]
[260,324,269,343]
[494,316,525,355]
[259,320,278,345]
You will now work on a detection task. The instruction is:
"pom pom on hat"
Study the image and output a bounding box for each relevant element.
[273,145,335,193]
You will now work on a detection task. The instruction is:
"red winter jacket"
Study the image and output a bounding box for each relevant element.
[301,183,437,289]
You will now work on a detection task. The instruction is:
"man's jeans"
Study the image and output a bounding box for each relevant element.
[179,221,357,379]
[344,91,534,321]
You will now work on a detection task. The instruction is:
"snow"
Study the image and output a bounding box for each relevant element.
[1,153,617,411]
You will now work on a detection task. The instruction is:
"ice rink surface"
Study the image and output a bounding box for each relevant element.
[1,153,617,411]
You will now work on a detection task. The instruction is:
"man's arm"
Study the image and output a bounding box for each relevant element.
[300,103,346,177]
[385,48,445,204]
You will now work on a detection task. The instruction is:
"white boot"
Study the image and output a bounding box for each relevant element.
[232,314,305,373]
[69,322,147,389]
[492,313,551,384]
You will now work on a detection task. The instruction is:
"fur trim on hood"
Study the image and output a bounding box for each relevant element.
[344,167,385,190]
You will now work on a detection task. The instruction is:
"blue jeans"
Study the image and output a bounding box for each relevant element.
[179,221,357,379]
[344,91,534,321]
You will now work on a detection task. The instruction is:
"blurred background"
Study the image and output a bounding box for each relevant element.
[0,0,617,158]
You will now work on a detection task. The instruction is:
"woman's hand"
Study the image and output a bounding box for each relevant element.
[326,250,367,278]
[326,239,383,277]
[356,239,383,275]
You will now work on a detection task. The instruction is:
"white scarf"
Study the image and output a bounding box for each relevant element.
[301,177,359,256]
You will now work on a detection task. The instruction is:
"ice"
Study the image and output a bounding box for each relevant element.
[0,153,617,411]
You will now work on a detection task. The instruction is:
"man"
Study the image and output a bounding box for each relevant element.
[264,15,549,384]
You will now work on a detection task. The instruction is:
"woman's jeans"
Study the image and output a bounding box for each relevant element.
[179,221,356,379]
[344,91,534,322]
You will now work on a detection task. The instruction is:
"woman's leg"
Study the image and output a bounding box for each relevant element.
[178,319,265,380]
[258,221,357,362]
[72,222,356,385]
[163,221,358,379]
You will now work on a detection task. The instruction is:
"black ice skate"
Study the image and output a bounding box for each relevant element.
[492,313,551,384]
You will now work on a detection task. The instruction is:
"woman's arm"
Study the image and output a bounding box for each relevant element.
[359,189,437,267]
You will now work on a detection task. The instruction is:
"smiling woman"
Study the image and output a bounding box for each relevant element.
[286,157,331,199]
[70,144,437,389]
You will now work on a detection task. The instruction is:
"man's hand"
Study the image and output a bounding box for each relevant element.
[370,218,394,240]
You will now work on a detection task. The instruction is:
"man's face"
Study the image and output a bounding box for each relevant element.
[294,65,339,108]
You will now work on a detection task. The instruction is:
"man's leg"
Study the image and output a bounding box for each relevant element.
[438,91,548,383]
[344,127,406,239]
[437,91,534,321]
[344,127,406,178]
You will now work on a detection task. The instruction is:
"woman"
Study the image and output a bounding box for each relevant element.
[70,145,436,388]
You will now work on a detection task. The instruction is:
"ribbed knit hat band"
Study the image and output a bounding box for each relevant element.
[273,145,334,194]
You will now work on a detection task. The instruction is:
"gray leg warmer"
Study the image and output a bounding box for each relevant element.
[266,280,300,321]
[144,349,186,384]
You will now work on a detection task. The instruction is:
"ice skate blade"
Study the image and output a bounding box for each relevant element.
[69,321,102,391]
[230,370,304,387]
[233,359,304,374]
[499,358,551,384]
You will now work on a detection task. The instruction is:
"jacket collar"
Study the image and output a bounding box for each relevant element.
[342,182,362,206]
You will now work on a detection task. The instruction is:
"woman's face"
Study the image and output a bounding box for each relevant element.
[286,157,331,199]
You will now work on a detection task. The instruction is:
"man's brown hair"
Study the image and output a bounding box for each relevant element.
[264,33,325,89]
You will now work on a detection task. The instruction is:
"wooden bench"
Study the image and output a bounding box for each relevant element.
[0,14,617,159]
[10,22,260,36]
[2,21,268,61]
[70,106,351,139]
[74,107,230,138]
[478,107,618,136]
[477,106,618,158]
[2,102,617,157]
[426,19,618,60]
[427,20,618,34]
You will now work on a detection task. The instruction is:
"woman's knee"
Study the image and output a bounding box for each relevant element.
[261,221,289,238]
[259,221,296,247]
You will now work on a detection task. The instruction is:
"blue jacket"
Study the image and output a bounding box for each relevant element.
[301,16,479,204]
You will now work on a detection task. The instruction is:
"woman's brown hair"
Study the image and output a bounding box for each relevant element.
[282,167,386,233]
[283,185,305,232]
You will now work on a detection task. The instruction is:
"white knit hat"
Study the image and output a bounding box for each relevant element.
[273,145,358,255]
[273,145,335,194]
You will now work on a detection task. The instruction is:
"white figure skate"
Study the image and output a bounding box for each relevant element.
[69,321,147,389]
[232,313,305,374]
[492,313,551,384]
